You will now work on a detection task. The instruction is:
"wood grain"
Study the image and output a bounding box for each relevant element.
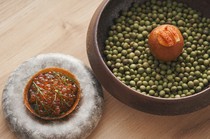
[0,0,210,139]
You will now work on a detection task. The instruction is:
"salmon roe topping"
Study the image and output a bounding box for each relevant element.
[26,69,80,119]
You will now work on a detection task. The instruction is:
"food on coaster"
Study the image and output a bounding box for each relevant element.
[24,67,81,120]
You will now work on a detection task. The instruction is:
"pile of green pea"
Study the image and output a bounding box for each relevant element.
[104,0,210,98]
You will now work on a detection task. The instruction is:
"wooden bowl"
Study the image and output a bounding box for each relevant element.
[86,0,210,115]
[24,67,81,120]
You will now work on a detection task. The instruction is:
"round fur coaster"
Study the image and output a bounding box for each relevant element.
[2,53,104,139]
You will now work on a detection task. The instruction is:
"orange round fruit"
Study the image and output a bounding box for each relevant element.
[148,24,184,62]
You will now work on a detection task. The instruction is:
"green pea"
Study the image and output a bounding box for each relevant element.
[203,54,209,59]
[146,26,152,31]
[207,75,210,81]
[149,90,155,96]
[203,79,208,85]
[134,50,141,56]
[146,68,152,73]
[137,34,143,40]
[183,32,188,39]
[203,41,209,46]
[167,75,173,81]
[142,81,148,86]
[207,36,210,41]
[204,60,209,66]
[196,86,202,92]
[195,71,201,77]
[164,88,170,93]
[193,14,199,19]
[129,64,136,69]
[138,68,144,74]
[188,36,193,42]
[171,86,177,92]
[140,85,146,91]
[159,64,167,70]
[130,80,136,87]
[142,31,148,37]
[125,75,131,81]
[182,83,188,89]
[177,20,185,26]
[182,77,188,83]
[143,62,149,68]
[199,82,204,88]
[188,81,194,89]
[167,69,173,74]
[155,74,161,80]
[159,90,165,97]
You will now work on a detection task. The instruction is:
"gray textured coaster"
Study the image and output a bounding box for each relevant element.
[2,53,104,139]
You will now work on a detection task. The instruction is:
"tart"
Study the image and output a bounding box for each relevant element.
[24,67,81,120]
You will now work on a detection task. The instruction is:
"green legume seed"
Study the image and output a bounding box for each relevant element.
[130,80,136,87]
[130,64,136,69]
[203,79,208,85]
[203,54,209,59]
[196,86,202,92]
[143,62,149,68]
[142,31,148,37]
[167,75,173,81]
[188,81,194,89]
[138,68,144,74]
[165,94,169,98]
[207,75,210,81]
[140,85,146,91]
[177,20,185,26]
[149,90,155,96]
[164,88,170,93]
[182,77,188,83]
[146,68,152,73]
[182,83,188,89]
[159,90,165,97]
[171,86,177,92]
[186,92,192,96]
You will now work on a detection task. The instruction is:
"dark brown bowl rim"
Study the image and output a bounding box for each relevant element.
[93,0,210,103]
[24,67,81,120]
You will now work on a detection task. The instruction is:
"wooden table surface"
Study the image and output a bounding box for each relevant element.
[0,0,210,139]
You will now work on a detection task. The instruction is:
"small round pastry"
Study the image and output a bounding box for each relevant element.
[148,24,184,62]
[24,67,81,120]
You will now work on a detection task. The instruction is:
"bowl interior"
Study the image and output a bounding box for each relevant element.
[87,0,210,115]
[96,0,210,93]
[97,0,210,58]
